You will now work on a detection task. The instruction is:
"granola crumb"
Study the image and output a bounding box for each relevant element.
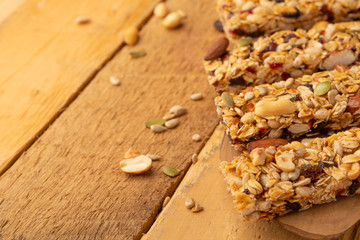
[192,134,201,142]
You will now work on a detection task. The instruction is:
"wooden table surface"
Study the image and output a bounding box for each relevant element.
[0,0,358,239]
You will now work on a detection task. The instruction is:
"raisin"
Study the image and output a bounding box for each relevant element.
[246,66,256,74]
[290,94,302,102]
[243,189,251,195]
[291,44,303,50]
[261,42,278,56]
[282,8,301,18]
[303,84,313,92]
[351,46,357,52]
[213,20,224,32]
[208,71,215,76]
[312,121,329,135]
[318,161,337,168]
[285,201,301,211]
[281,72,290,80]
[348,180,360,195]
[300,164,323,181]
[321,5,334,22]
[272,0,284,2]
[268,62,283,69]
[229,76,246,86]
[283,33,297,43]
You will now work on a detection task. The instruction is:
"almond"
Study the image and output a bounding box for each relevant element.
[120,155,152,175]
[247,138,288,152]
[322,49,356,70]
[204,37,229,61]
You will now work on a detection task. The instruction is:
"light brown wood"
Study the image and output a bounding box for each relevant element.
[143,125,358,240]
[221,133,360,239]
[0,0,158,174]
[0,0,221,238]
[0,0,26,23]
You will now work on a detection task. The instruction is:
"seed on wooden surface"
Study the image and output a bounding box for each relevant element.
[192,134,201,142]
[146,118,166,128]
[163,11,184,29]
[213,20,224,32]
[190,93,203,101]
[162,196,171,208]
[191,202,204,213]
[150,124,167,133]
[124,148,140,159]
[162,166,181,177]
[153,2,168,18]
[185,197,195,209]
[163,113,176,120]
[204,37,229,61]
[75,16,91,24]
[191,153,198,164]
[123,26,139,45]
[169,105,187,117]
[165,118,179,129]
[120,155,152,175]
[146,154,161,161]
[109,76,121,86]
[129,50,146,58]
[221,92,233,107]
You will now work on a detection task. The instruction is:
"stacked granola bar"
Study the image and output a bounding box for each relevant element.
[205,21,360,94]
[218,0,360,42]
[204,1,360,221]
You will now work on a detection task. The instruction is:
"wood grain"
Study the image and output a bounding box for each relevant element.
[0,0,158,174]
[0,0,26,23]
[0,0,221,239]
[143,125,358,240]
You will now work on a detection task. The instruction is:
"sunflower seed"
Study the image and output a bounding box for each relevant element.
[165,118,179,129]
[162,166,180,177]
[162,196,171,208]
[75,16,91,24]
[146,119,166,128]
[191,153,198,164]
[150,124,167,133]
[190,93,203,101]
[192,134,201,142]
[146,154,161,161]
[169,105,187,117]
[109,76,121,86]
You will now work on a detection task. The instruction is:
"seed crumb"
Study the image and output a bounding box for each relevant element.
[191,153,198,164]
[75,16,91,24]
[185,197,195,209]
[109,76,121,86]
[146,154,161,161]
[190,93,203,101]
[150,124,167,133]
[162,196,171,209]
[191,202,204,213]
[169,105,187,117]
[165,118,179,129]
[192,134,201,142]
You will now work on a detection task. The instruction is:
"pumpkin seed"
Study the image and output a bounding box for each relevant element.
[238,37,253,46]
[314,82,331,96]
[146,118,166,128]
[129,50,146,58]
[162,166,181,177]
[221,92,234,107]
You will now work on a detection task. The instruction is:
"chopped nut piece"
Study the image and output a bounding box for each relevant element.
[153,2,168,18]
[150,124,167,133]
[169,105,187,117]
[165,118,179,129]
[109,76,121,86]
[190,93,203,101]
[192,134,201,142]
[185,197,195,209]
[287,123,310,134]
[162,196,171,208]
[124,148,140,159]
[250,148,266,166]
[75,16,91,24]
[191,202,204,213]
[122,26,139,46]
[322,49,356,70]
[275,152,296,172]
[120,155,152,175]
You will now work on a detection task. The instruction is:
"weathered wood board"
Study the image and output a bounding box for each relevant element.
[143,125,360,240]
[0,0,26,23]
[0,0,221,239]
[0,0,158,174]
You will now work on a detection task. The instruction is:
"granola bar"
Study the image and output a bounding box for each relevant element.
[215,66,360,151]
[220,128,360,220]
[205,21,360,94]
[218,0,360,42]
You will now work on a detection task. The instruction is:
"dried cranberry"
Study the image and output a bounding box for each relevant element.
[285,201,301,211]
[290,94,302,102]
[261,42,278,55]
[208,71,215,76]
[348,180,360,195]
[320,30,325,35]
[213,20,224,32]
[281,72,290,80]
[282,8,301,18]
[351,46,357,52]
[246,66,256,74]
[268,62,283,69]
[300,165,323,181]
[283,34,297,43]
[318,161,337,168]
[318,37,325,44]
[259,128,266,133]
[243,189,251,195]
[229,76,246,86]
[240,8,254,14]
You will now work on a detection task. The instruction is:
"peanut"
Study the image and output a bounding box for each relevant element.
[254,99,297,117]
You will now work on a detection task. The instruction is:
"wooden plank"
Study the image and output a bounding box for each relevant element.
[0,0,221,239]
[0,0,26,23]
[0,0,158,174]
[143,125,358,240]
